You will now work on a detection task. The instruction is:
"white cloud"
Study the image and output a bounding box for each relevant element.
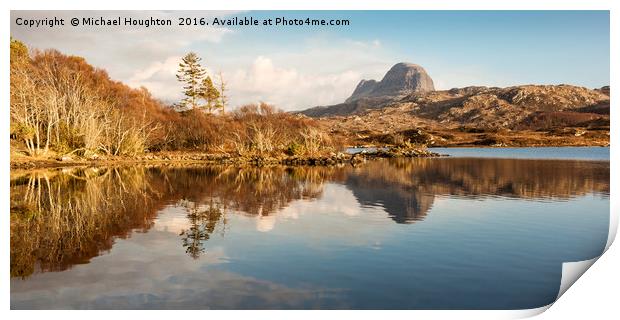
[348,39,382,49]
[12,11,395,111]
[11,11,236,82]
[126,54,377,111]
[127,55,184,101]
[227,56,362,110]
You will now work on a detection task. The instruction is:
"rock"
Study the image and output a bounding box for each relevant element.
[350,154,365,164]
[57,156,73,162]
[346,62,435,102]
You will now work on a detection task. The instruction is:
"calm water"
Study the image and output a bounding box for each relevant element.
[431,146,610,161]
[10,148,610,309]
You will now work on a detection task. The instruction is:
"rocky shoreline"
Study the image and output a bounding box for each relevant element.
[10,147,441,170]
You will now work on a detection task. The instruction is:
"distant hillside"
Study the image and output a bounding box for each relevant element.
[322,84,609,129]
[316,84,610,147]
[408,84,609,130]
[302,81,609,131]
[299,62,609,131]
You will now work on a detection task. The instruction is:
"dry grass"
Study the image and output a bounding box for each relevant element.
[10,40,340,160]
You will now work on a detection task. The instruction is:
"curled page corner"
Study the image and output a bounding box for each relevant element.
[605,205,618,252]
[554,207,617,302]
[510,304,553,319]
[525,256,601,318]
[557,257,599,300]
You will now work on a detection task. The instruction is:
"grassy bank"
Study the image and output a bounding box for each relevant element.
[10,146,440,169]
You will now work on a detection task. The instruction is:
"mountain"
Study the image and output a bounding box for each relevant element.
[300,62,435,117]
[346,62,435,102]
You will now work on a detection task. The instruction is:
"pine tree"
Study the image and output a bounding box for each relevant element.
[199,76,220,113]
[176,52,206,110]
[217,72,228,114]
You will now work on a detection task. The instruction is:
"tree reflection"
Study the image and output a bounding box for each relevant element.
[10,167,164,278]
[180,200,225,259]
[10,158,609,278]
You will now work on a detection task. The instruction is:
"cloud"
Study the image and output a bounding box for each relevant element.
[127,55,185,101]
[215,38,393,110]
[348,39,382,49]
[227,56,362,110]
[11,11,236,81]
[12,11,394,111]
[126,52,385,110]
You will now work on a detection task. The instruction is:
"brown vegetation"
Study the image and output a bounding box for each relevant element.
[10,39,176,157]
[10,40,342,166]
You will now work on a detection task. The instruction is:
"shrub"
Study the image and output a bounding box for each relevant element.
[286,142,303,156]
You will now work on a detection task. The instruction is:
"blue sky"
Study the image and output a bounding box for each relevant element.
[11,11,609,110]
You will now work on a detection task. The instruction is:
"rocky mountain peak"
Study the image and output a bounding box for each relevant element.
[346,62,435,102]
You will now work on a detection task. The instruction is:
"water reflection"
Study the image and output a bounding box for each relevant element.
[348,158,609,223]
[179,200,226,259]
[10,158,609,278]
[10,167,164,278]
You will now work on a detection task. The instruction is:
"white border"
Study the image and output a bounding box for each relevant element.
[2,1,617,319]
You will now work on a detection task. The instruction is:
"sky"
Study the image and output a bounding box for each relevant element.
[10,11,610,111]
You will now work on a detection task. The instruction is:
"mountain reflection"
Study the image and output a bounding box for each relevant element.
[348,158,609,223]
[10,158,609,278]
